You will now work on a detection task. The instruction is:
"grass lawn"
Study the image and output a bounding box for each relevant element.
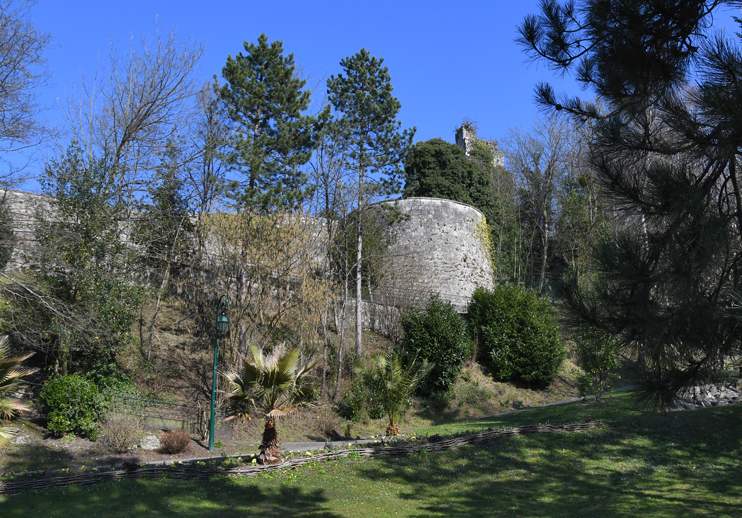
[3,392,741,517]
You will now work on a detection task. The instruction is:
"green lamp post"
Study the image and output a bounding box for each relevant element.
[209,294,229,452]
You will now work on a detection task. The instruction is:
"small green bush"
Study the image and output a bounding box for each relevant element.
[468,286,565,385]
[400,294,472,392]
[40,374,106,440]
[575,327,621,400]
[337,380,383,422]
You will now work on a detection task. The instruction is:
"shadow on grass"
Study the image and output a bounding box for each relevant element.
[410,391,640,436]
[356,404,742,517]
[1,439,150,473]
[3,477,342,518]
[1,443,77,472]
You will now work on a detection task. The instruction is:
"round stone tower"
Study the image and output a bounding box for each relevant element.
[368,197,493,311]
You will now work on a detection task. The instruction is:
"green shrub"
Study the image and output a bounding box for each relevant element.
[468,286,565,385]
[575,327,621,400]
[40,374,106,440]
[337,381,367,422]
[87,370,138,395]
[337,380,384,422]
[400,294,472,392]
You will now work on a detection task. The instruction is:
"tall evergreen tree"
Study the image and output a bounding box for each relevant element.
[519,0,742,407]
[219,33,327,210]
[327,48,415,356]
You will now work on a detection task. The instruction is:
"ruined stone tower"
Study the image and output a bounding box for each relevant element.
[455,124,505,169]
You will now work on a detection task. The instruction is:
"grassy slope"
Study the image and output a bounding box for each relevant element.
[232,357,586,443]
[0,329,588,472]
[4,393,741,517]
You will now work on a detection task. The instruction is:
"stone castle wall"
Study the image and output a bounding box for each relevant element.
[0,189,54,269]
[0,190,494,315]
[368,197,494,311]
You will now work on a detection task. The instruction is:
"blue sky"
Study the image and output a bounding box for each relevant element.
[24,0,742,186]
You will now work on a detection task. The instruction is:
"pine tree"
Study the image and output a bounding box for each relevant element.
[219,33,327,210]
[519,0,742,407]
[327,48,415,356]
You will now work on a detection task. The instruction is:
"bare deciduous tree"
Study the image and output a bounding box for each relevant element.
[0,0,51,183]
[502,116,572,293]
[61,22,204,207]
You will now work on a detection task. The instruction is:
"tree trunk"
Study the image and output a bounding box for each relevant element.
[334,251,350,401]
[320,206,334,398]
[321,297,329,397]
[259,418,282,465]
[146,262,170,362]
[355,210,363,357]
[238,264,248,358]
[538,215,549,295]
[334,297,348,401]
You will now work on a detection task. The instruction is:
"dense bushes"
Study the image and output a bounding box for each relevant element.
[399,294,471,392]
[39,374,106,440]
[337,380,383,422]
[468,286,565,385]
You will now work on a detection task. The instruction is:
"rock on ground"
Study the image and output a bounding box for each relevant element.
[138,435,161,450]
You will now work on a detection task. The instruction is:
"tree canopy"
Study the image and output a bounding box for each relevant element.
[402,138,494,213]
[220,33,327,210]
[520,0,742,407]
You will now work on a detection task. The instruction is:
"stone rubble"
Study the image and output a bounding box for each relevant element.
[9,433,29,445]
[671,382,742,411]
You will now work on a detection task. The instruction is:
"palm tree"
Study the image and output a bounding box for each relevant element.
[0,336,36,448]
[226,344,317,465]
[359,352,431,436]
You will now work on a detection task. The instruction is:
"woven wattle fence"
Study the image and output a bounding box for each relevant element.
[0,420,601,494]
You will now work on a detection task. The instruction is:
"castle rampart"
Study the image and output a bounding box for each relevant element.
[367,197,494,311]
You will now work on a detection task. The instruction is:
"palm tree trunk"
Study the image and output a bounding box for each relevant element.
[259,418,282,465]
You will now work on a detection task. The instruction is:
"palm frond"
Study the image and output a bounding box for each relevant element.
[276,347,301,374]
[0,336,34,449]
[0,423,19,448]
[226,343,317,420]
[359,352,432,430]
[0,398,29,420]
